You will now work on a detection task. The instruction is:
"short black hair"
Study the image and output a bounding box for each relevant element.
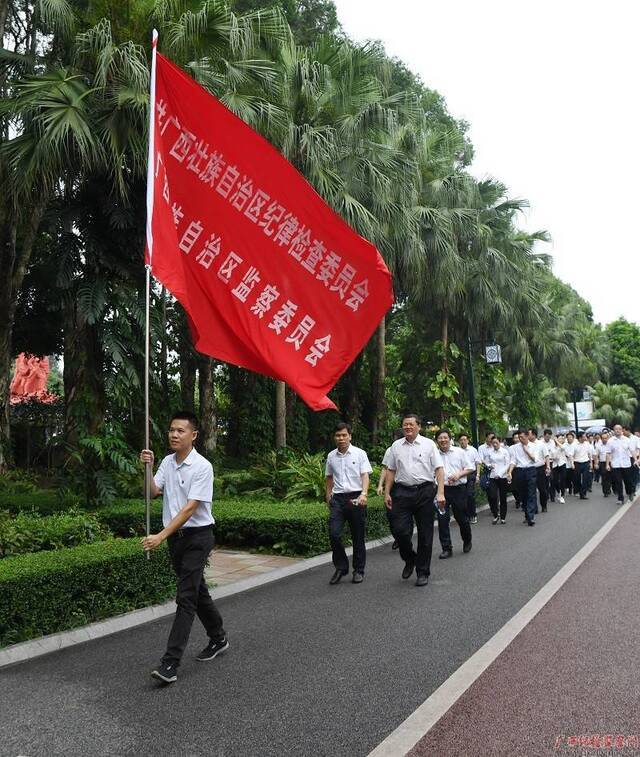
[485,431,495,438]
[544,429,552,435]
[527,427,537,436]
[334,421,352,434]
[435,428,451,440]
[517,429,528,436]
[402,412,421,425]
[458,433,469,440]
[170,410,199,431]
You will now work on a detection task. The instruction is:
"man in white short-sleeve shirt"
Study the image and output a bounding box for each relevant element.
[140,411,227,684]
[384,413,445,587]
[325,422,373,585]
[607,424,639,504]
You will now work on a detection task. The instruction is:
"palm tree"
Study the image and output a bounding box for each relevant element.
[589,381,638,427]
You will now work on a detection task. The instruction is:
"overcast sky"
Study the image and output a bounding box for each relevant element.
[333,0,638,325]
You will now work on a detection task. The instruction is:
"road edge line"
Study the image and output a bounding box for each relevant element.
[367,498,636,757]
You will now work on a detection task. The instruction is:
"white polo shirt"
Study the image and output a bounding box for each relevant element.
[154,448,214,528]
[563,440,578,468]
[440,446,472,486]
[486,446,512,479]
[573,441,593,464]
[325,444,372,494]
[608,436,633,468]
[386,435,443,486]
[509,442,537,468]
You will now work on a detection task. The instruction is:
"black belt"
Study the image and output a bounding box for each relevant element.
[173,524,214,538]
[394,481,434,490]
[333,491,362,498]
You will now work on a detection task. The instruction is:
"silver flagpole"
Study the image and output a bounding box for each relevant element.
[144,29,159,559]
[144,264,151,559]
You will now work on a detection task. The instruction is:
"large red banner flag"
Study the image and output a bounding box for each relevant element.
[146,41,394,411]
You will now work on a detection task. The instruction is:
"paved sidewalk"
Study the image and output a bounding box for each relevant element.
[409,499,640,757]
[205,548,301,586]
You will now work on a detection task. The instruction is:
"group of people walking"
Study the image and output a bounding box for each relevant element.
[324,415,640,588]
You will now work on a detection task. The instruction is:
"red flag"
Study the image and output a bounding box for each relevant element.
[146,47,393,411]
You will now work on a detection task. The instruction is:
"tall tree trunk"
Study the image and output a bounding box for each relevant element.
[441,308,449,371]
[371,317,386,446]
[342,355,362,426]
[197,356,217,459]
[275,380,286,448]
[178,341,197,413]
[0,194,48,470]
[159,286,169,409]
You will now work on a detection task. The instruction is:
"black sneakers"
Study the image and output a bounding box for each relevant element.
[196,636,230,662]
[151,662,178,683]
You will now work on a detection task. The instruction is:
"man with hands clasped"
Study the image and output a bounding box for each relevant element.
[384,413,446,587]
[486,435,512,524]
[435,429,474,558]
[140,411,227,684]
[325,422,373,585]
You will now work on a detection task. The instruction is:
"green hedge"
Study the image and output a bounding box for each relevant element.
[0,490,81,514]
[0,509,110,558]
[0,538,175,647]
[95,496,391,556]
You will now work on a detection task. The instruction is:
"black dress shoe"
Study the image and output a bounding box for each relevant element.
[580,495,588,500]
[528,521,535,526]
[463,542,472,554]
[402,561,415,579]
[391,540,399,550]
[439,549,453,559]
[329,569,347,585]
[352,572,364,583]
[415,574,429,587]
[541,507,547,512]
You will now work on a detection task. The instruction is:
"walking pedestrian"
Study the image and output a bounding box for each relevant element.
[325,422,373,585]
[378,429,405,550]
[458,433,481,524]
[435,429,474,558]
[384,413,446,587]
[624,427,640,496]
[607,424,639,505]
[563,431,578,496]
[477,432,496,499]
[540,429,556,503]
[551,433,567,503]
[507,430,538,526]
[140,411,228,685]
[486,435,512,524]
[528,428,550,512]
[594,430,612,497]
[509,431,522,509]
[573,431,592,500]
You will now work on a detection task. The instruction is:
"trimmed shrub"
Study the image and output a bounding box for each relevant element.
[95,496,392,556]
[0,490,82,515]
[0,509,110,558]
[0,538,175,647]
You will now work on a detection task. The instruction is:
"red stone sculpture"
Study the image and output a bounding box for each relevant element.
[10,353,58,404]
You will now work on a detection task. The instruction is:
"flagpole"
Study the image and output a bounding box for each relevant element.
[144,29,159,559]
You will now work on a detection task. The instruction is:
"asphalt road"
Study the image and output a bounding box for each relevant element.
[0,490,623,757]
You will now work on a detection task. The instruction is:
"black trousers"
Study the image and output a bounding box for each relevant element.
[329,493,366,574]
[599,462,611,495]
[163,526,225,666]
[514,467,537,523]
[465,472,477,519]
[487,477,508,520]
[438,485,472,550]
[552,465,566,497]
[390,481,436,577]
[612,467,634,502]
[535,467,548,510]
[566,467,575,494]
[574,461,590,498]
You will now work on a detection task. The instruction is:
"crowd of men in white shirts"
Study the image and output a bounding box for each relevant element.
[324,415,640,588]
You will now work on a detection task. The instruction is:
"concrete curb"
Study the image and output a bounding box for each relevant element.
[0,501,491,669]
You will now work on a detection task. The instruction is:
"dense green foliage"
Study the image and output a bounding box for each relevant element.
[0,509,109,557]
[0,538,175,646]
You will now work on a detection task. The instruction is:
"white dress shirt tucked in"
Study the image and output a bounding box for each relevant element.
[440,447,472,486]
[531,440,548,467]
[487,447,512,479]
[386,435,443,485]
[551,443,567,468]
[459,445,481,470]
[595,441,609,463]
[509,442,537,468]
[608,436,633,468]
[325,445,373,494]
[477,442,493,466]
[573,441,593,464]
[154,448,215,528]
